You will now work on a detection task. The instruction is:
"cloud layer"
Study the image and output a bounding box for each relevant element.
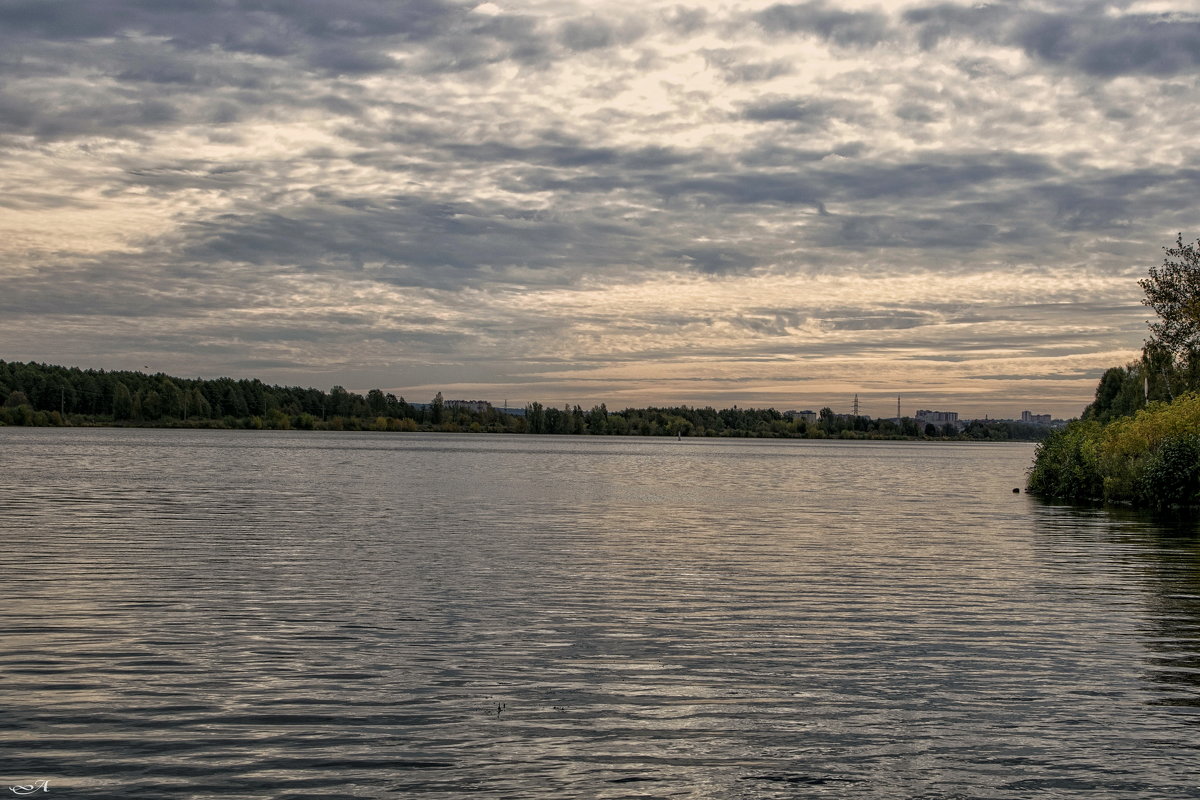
[2,0,1198,417]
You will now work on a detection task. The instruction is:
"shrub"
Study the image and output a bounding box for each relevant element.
[1027,420,1103,500]
[1137,433,1200,509]
[1029,392,1200,507]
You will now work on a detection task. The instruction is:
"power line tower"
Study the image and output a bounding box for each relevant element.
[852,393,860,416]
[897,394,901,420]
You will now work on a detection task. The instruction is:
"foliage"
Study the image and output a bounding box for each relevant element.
[962,419,1051,441]
[1026,420,1104,501]
[1032,234,1200,508]
[1083,364,1147,423]
[1137,433,1200,510]
[1028,392,1200,508]
[1140,234,1200,365]
[1131,234,1200,400]
[4,390,30,408]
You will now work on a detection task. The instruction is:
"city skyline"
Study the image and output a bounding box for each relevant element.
[3,0,1198,420]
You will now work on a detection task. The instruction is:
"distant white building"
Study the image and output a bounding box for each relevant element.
[916,409,958,425]
[445,400,493,414]
[1021,410,1052,425]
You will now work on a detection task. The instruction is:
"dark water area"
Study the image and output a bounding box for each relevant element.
[2,428,1200,799]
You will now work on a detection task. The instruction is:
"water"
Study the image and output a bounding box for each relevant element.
[2,428,1199,799]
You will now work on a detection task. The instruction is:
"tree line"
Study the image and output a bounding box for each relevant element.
[0,359,1046,441]
[0,361,477,432]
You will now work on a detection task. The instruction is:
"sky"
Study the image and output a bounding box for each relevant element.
[2,0,1199,419]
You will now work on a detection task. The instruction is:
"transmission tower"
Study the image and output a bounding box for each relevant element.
[852,393,860,416]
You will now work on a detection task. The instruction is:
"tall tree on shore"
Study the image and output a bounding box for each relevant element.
[1140,234,1200,394]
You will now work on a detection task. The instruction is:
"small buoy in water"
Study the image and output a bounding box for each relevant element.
[1013,487,1020,493]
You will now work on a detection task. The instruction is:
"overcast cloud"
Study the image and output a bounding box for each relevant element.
[2,0,1197,417]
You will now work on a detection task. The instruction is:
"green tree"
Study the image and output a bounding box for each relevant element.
[1141,234,1200,364]
[113,382,134,420]
[1138,233,1200,400]
[222,382,249,417]
[4,390,30,408]
[161,379,185,419]
[586,404,609,434]
[367,388,386,415]
[326,385,349,418]
[1084,364,1146,423]
[189,387,212,419]
[430,392,445,425]
[525,401,545,433]
[142,389,163,420]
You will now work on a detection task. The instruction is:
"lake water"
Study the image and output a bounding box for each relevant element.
[2,428,1200,799]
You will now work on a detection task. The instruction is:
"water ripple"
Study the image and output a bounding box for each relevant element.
[2,429,1200,798]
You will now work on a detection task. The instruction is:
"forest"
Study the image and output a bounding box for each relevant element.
[0,359,1048,441]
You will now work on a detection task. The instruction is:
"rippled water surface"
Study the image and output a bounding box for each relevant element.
[3,428,1200,799]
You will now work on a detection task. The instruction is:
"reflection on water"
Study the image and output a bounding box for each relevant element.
[1031,501,1200,714]
[2,428,1200,798]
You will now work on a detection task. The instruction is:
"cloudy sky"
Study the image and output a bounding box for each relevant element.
[2,0,1198,418]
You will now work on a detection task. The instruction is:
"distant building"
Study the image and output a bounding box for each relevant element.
[1021,410,1052,425]
[785,410,819,424]
[916,409,958,425]
[445,400,493,414]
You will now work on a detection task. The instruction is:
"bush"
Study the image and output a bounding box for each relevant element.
[1029,392,1200,507]
[1027,420,1104,501]
[1137,433,1200,509]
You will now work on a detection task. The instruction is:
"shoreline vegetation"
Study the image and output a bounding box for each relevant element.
[0,359,1050,442]
[1028,234,1200,509]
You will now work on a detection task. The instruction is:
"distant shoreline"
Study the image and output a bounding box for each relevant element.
[0,417,1042,444]
[0,358,1053,442]
[0,421,1033,436]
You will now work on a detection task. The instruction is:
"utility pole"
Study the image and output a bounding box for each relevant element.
[896,394,901,420]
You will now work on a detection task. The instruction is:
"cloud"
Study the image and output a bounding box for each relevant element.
[0,0,1195,416]
[702,49,794,83]
[753,1,892,47]
[741,96,868,127]
[904,3,1200,78]
[558,15,646,51]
